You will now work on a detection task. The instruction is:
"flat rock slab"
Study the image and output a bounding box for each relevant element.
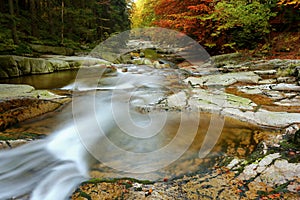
[186,71,261,87]
[0,84,70,131]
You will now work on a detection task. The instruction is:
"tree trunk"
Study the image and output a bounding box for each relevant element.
[30,0,38,37]
[61,0,64,45]
[8,0,19,44]
[15,0,19,16]
[47,0,54,36]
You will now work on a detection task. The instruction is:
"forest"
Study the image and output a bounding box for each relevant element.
[0,0,130,54]
[0,0,299,56]
[131,0,300,56]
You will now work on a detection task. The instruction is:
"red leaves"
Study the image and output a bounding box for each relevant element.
[188,4,210,13]
[153,0,215,42]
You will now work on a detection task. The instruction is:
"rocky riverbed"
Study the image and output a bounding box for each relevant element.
[1,51,300,199]
[72,52,300,199]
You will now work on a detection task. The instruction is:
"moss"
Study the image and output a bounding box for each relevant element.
[78,191,92,200]
[142,48,158,60]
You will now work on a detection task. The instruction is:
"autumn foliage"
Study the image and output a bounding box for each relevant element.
[130,0,300,55]
[153,0,224,53]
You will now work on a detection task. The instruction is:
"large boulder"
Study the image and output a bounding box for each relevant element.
[0,55,72,78]
[0,84,70,131]
[17,57,54,75]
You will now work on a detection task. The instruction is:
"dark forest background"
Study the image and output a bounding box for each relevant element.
[0,0,130,54]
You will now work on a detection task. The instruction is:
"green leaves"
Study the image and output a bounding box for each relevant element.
[213,0,277,49]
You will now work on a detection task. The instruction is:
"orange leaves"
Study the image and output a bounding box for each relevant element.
[188,4,211,13]
[278,0,300,9]
[260,193,282,200]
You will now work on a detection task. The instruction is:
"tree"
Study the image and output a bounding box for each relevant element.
[8,0,18,44]
[211,0,277,49]
[130,0,157,28]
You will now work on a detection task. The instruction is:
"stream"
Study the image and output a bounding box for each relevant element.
[2,64,278,181]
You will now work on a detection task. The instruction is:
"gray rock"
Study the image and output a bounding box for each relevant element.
[222,108,300,128]
[277,76,296,83]
[0,84,35,98]
[239,163,258,180]
[258,159,300,186]
[258,153,281,167]
[254,70,277,75]
[270,83,300,92]
[47,59,70,71]
[186,71,261,87]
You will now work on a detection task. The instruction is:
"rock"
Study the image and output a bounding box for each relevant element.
[0,84,35,98]
[227,158,240,169]
[46,59,70,71]
[186,71,261,87]
[258,153,281,167]
[20,57,54,74]
[295,66,300,81]
[274,95,300,107]
[0,84,70,131]
[270,83,300,92]
[164,88,256,112]
[239,163,258,180]
[277,77,296,83]
[258,159,300,186]
[258,79,277,84]
[0,55,111,78]
[29,44,75,56]
[0,139,31,149]
[0,55,20,78]
[167,91,187,108]
[142,49,158,60]
[222,108,300,128]
[254,70,277,75]
[211,53,243,67]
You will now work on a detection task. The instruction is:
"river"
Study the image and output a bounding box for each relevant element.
[1,64,278,181]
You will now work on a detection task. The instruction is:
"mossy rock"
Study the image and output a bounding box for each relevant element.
[0,55,20,78]
[142,48,158,60]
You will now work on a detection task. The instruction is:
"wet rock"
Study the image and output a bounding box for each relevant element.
[186,71,261,87]
[0,139,32,149]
